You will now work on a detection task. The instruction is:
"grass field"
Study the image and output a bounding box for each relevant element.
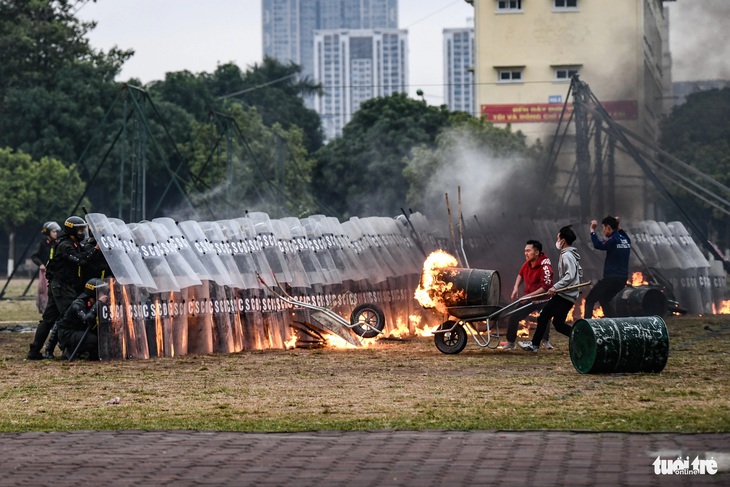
[1,278,729,433]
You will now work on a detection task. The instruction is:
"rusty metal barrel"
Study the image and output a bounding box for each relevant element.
[569,316,669,374]
[437,267,501,308]
[608,286,668,318]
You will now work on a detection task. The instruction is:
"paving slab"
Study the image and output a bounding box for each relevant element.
[0,430,727,486]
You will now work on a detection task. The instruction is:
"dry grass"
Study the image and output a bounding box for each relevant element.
[1,293,729,433]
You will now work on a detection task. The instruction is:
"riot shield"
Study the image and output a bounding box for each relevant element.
[85,213,156,289]
[147,220,203,289]
[178,220,236,287]
[127,222,181,293]
[152,217,212,282]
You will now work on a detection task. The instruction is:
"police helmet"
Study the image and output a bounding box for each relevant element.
[42,221,61,235]
[84,278,107,297]
[64,216,87,238]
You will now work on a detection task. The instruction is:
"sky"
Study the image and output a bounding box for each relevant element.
[76,0,730,105]
[76,0,475,105]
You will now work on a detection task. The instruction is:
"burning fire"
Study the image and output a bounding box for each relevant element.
[630,272,649,287]
[285,331,297,350]
[579,300,604,319]
[713,300,730,314]
[414,250,461,314]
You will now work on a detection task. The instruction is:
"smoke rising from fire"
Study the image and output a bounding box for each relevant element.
[668,0,730,82]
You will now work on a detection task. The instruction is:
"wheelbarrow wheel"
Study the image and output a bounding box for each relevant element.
[350,303,386,338]
[434,320,467,354]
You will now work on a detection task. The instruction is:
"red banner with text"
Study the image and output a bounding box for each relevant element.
[480,100,638,123]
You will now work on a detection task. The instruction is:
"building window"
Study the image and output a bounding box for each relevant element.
[554,0,578,9]
[497,68,523,83]
[497,1,522,11]
[554,66,580,81]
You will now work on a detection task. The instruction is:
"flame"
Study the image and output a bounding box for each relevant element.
[325,335,359,349]
[713,300,730,314]
[285,330,298,349]
[412,314,439,337]
[580,300,604,319]
[388,316,410,338]
[630,272,649,287]
[415,250,461,314]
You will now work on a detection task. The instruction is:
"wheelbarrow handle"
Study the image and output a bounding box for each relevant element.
[527,281,592,300]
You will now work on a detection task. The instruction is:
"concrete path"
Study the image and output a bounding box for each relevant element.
[0,430,727,486]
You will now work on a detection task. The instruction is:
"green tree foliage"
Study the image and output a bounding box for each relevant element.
[313,94,452,219]
[0,147,85,233]
[148,59,324,153]
[0,0,132,163]
[182,104,317,219]
[403,117,543,214]
[659,88,730,246]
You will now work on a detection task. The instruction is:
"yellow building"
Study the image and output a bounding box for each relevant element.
[467,0,674,219]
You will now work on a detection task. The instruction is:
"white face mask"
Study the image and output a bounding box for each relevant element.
[555,240,562,250]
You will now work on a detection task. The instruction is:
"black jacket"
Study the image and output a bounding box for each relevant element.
[31,236,56,267]
[58,294,98,332]
[46,235,97,288]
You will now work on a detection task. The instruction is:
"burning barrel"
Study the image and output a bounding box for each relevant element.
[569,316,669,374]
[438,267,501,310]
[607,286,668,318]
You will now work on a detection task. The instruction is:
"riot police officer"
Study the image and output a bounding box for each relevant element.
[30,221,61,313]
[57,278,108,361]
[27,216,99,360]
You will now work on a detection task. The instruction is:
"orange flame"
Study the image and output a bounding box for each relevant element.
[415,250,461,314]
[713,300,730,314]
[630,272,649,287]
[580,300,604,319]
[285,330,297,349]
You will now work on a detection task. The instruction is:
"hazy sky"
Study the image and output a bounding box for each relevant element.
[76,0,729,105]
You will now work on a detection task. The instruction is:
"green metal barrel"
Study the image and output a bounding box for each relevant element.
[438,268,501,308]
[569,316,669,374]
[608,286,668,318]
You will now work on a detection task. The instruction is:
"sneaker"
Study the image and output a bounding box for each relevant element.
[541,340,554,350]
[501,342,516,350]
[518,341,539,352]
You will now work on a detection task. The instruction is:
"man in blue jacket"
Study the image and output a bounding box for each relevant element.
[585,215,631,318]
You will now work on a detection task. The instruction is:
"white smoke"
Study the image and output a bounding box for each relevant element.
[669,0,730,82]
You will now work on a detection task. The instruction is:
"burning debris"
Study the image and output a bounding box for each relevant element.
[414,250,462,314]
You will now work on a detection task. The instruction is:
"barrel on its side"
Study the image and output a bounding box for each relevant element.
[438,268,501,308]
[570,316,669,374]
[608,286,668,318]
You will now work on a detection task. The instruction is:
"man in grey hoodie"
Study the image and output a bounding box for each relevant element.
[519,225,583,352]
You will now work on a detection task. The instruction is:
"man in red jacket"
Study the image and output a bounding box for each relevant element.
[502,240,554,350]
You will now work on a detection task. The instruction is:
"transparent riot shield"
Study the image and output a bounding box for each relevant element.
[280,217,326,286]
[85,213,156,289]
[199,221,246,289]
[152,217,212,283]
[97,279,150,360]
[247,212,294,284]
[667,221,713,314]
[270,219,311,289]
[342,218,389,283]
[178,220,236,288]
[325,217,369,283]
[300,217,343,285]
[218,219,264,290]
[147,220,203,290]
[306,215,358,282]
[108,218,160,293]
[127,222,181,293]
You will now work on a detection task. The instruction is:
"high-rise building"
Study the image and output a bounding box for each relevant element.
[314,29,409,139]
[468,0,674,220]
[443,26,475,114]
[262,0,398,80]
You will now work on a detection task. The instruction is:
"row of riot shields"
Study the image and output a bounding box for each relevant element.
[86,212,437,359]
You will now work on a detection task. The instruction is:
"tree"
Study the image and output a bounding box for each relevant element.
[312,94,453,219]
[180,104,318,219]
[659,87,730,248]
[0,147,85,272]
[0,0,132,163]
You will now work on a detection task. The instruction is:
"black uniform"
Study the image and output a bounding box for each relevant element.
[57,294,99,360]
[30,236,55,268]
[28,235,97,358]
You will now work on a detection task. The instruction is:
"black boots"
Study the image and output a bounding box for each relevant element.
[44,323,60,359]
[27,344,43,360]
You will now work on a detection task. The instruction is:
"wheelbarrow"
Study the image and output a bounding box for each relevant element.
[432,282,592,354]
[256,272,386,346]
